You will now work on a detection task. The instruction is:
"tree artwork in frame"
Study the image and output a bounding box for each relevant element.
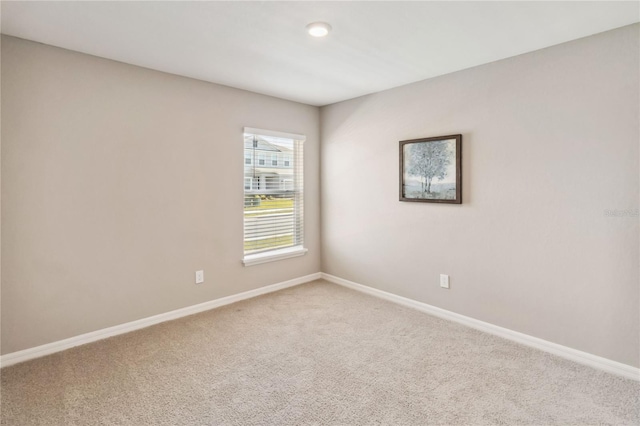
[400,134,462,204]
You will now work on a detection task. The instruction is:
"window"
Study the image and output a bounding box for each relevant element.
[243,127,306,265]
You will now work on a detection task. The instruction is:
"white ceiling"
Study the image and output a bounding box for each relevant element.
[2,1,638,106]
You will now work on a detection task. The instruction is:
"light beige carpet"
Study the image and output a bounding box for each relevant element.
[1,280,638,425]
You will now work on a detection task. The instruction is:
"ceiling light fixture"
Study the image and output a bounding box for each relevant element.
[306,22,331,37]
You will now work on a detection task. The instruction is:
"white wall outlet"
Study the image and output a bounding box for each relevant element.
[440,274,450,289]
[195,270,204,284]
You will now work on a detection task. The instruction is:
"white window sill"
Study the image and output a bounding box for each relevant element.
[243,246,308,267]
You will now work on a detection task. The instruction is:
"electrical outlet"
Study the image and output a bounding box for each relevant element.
[440,274,450,289]
[195,270,204,284]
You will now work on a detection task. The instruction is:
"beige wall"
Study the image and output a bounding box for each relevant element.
[0,36,320,354]
[2,25,639,368]
[320,25,639,367]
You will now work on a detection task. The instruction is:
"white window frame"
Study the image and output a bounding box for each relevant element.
[242,127,307,266]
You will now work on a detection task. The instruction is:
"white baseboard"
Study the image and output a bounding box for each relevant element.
[4,271,638,381]
[0,272,322,368]
[321,272,640,381]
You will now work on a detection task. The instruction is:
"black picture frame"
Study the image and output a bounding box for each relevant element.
[399,134,462,204]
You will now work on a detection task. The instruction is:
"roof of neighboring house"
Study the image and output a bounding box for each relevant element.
[244,135,293,153]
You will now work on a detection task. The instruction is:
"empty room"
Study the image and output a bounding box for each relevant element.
[0,1,638,425]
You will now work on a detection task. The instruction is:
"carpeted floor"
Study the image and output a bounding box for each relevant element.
[1,280,638,425]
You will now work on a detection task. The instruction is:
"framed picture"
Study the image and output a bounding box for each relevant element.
[399,134,462,204]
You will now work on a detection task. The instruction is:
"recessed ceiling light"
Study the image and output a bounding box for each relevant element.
[306,22,331,38]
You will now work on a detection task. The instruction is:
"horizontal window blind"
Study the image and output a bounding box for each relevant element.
[243,129,304,257]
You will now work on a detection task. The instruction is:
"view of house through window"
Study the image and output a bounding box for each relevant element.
[243,129,304,257]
